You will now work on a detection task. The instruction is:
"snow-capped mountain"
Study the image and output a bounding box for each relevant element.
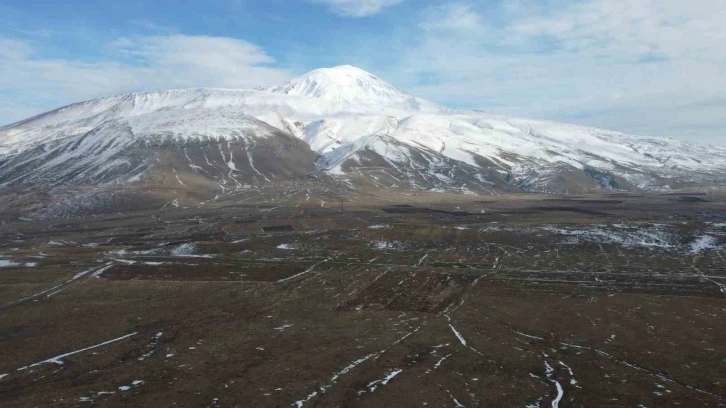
[1,65,725,197]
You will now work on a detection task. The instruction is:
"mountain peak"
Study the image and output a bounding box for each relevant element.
[266,65,442,112]
[327,64,376,74]
[267,65,397,98]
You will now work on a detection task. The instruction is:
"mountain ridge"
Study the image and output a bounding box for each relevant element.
[1,65,724,202]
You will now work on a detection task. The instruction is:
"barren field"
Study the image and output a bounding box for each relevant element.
[1,185,725,407]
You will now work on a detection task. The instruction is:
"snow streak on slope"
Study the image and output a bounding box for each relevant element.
[1,65,725,194]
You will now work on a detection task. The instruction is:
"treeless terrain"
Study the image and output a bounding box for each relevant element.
[1,186,725,407]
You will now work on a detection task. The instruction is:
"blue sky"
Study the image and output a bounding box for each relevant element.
[1,0,725,146]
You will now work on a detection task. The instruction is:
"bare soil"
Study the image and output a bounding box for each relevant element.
[1,187,725,407]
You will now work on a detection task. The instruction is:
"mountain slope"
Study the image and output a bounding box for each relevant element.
[315,112,726,193]
[0,108,317,191]
[1,65,724,201]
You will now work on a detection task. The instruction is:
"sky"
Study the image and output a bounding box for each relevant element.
[0,0,724,146]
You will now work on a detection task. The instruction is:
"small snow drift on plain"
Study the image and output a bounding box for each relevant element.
[690,235,719,253]
[368,224,392,230]
[171,243,196,256]
[0,259,19,268]
[542,225,678,249]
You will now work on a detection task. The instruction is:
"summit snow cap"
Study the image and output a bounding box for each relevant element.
[265,65,443,112]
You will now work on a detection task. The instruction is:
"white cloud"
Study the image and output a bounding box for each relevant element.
[420,3,484,33]
[387,0,726,146]
[0,37,32,60]
[0,35,290,125]
[510,0,726,61]
[308,0,407,17]
[110,35,290,89]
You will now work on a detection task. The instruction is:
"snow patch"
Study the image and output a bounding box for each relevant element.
[0,259,20,268]
[361,369,402,394]
[542,225,677,249]
[691,235,719,253]
[368,224,391,229]
[171,243,197,256]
